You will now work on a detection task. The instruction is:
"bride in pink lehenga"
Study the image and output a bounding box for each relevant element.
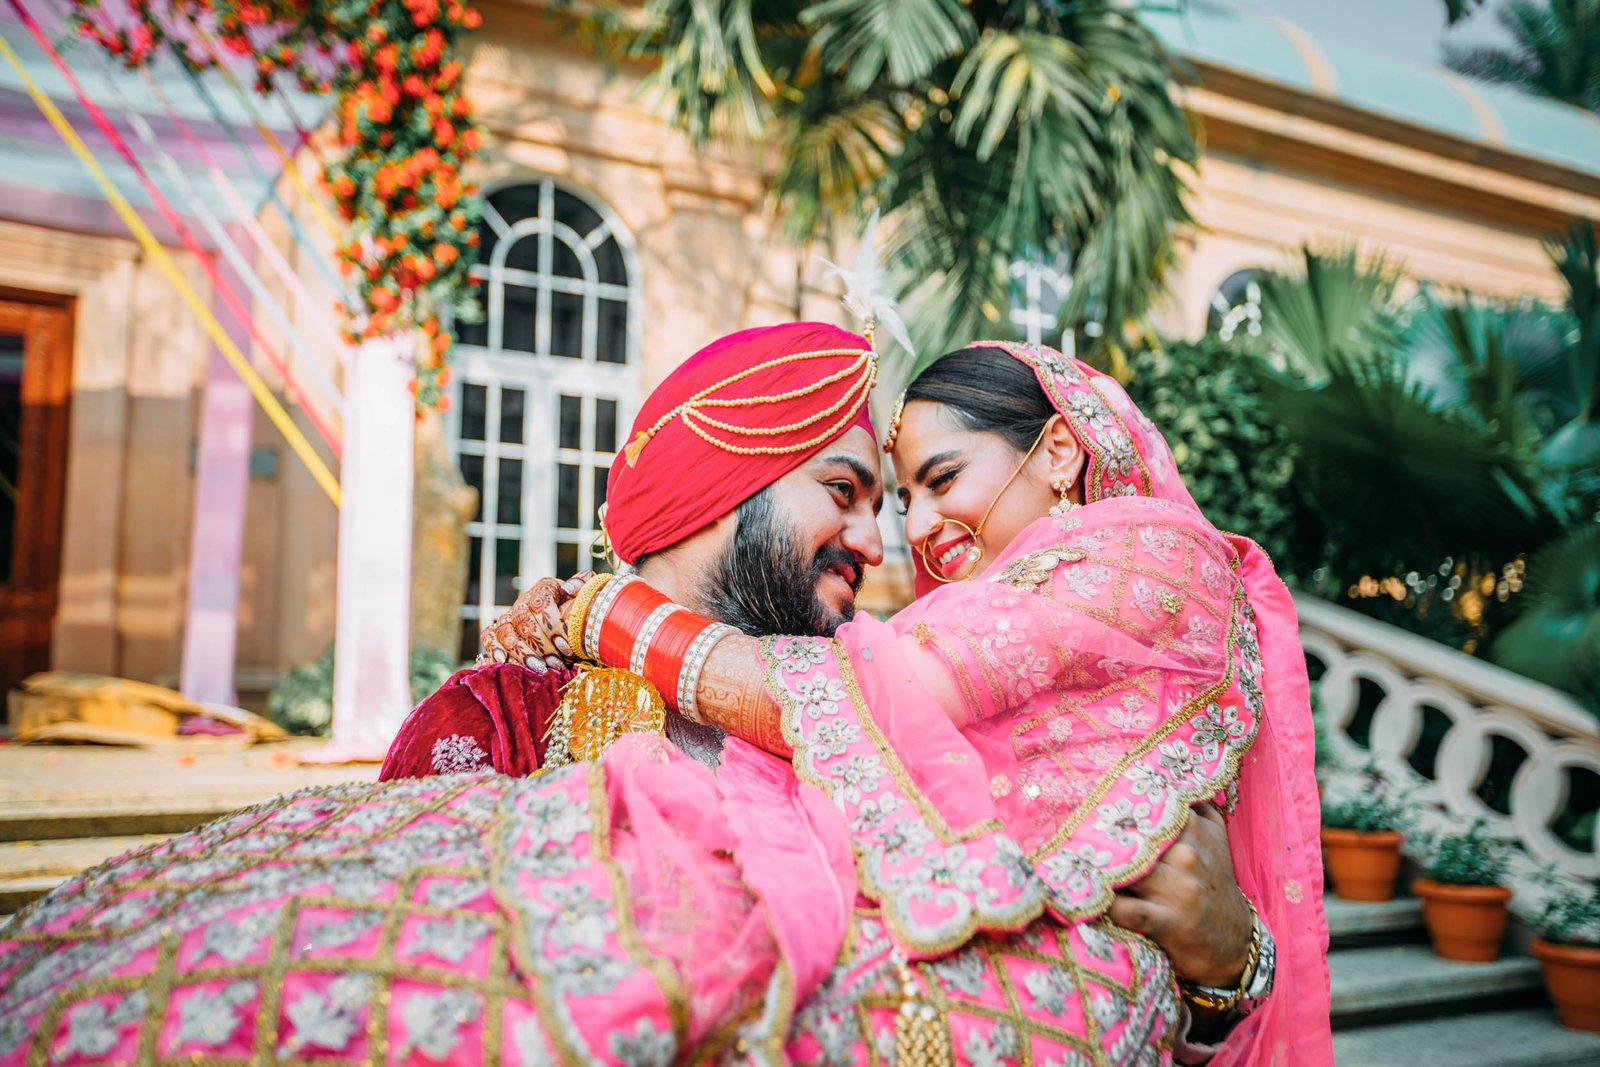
[0,342,1329,1067]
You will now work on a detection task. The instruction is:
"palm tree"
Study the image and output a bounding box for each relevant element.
[1445,0,1600,113]
[577,0,1197,366]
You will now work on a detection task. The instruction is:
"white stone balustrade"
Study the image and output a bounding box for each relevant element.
[1298,593,1600,920]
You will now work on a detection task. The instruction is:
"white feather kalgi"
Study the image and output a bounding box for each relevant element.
[815,212,915,358]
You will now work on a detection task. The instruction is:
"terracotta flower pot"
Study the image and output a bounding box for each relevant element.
[1531,939,1600,1032]
[1413,877,1511,962]
[1320,827,1403,901]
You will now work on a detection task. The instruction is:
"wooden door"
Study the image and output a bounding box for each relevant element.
[0,293,73,706]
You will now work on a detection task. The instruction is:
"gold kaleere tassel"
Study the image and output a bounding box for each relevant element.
[543,666,667,767]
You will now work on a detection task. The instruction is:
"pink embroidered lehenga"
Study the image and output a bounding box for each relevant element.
[0,345,1330,1067]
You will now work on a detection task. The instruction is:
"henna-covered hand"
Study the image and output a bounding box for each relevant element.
[479,571,594,673]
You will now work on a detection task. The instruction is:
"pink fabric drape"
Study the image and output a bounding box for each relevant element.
[806,342,1331,1065]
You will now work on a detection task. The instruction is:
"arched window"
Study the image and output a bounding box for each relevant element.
[448,179,640,661]
[1208,269,1263,342]
[1007,250,1074,345]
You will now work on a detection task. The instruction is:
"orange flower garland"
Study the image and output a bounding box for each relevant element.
[70,0,485,409]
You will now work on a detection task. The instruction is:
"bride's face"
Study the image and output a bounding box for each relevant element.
[891,400,1062,582]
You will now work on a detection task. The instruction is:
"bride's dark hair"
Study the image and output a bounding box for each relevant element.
[902,345,1055,453]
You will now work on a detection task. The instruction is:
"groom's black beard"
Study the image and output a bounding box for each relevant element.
[692,487,863,638]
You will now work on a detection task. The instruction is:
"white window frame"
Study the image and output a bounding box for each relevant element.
[444,178,642,659]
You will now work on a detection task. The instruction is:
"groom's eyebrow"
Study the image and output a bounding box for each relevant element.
[915,451,960,484]
[819,453,883,512]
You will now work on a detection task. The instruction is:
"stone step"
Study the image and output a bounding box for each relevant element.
[0,801,247,843]
[1330,944,1545,1027]
[1325,894,1425,944]
[0,835,168,915]
[1333,1006,1600,1066]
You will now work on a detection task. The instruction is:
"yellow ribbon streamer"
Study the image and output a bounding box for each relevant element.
[0,31,342,507]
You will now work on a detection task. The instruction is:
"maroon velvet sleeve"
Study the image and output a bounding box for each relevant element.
[378,663,572,780]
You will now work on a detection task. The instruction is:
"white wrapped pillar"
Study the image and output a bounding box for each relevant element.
[302,334,415,763]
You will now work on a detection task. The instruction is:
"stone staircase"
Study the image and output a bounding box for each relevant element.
[1328,894,1600,1066]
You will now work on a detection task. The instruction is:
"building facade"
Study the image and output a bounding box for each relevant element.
[0,0,1596,706]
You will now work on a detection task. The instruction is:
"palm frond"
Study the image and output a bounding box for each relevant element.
[770,86,904,240]
[802,0,976,91]
[1488,522,1600,714]
[1254,246,1404,383]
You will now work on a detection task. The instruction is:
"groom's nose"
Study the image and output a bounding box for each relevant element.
[840,507,884,569]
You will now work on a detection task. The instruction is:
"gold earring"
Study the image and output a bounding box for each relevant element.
[1049,476,1077,516]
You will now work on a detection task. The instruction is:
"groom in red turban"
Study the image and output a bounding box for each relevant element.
[383,321,886,774]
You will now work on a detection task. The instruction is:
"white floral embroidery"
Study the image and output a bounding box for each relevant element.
[917,844,987,894]
[795,676,846,719]
[430,733,490,774]
[829,753,886,803]
[1184,615,1221,648]
[1130,579,1165,621]
[1043,842,1113,894]
[1190,702,1249,762]
[963,1020,1020,1067]
[1078,922,1117,963]
[175,981,255,1047]
[1157,740,1202,785]
[396,989,479,1059]
[1093,797,1155,847]
[404,916,491,963]
[609,1017,676,1067]
[872,818,935,865]
[1004,646,1053,700]
[1200,558,1228,598]
[511,1017,557,1065]
[1097,656,1132,681]
[1024,967,1077,1014]
[777,639,829,674]
[1061,563,1114,601]
[59,992,147,1058]
[280,975,370,1055]
[1105,701,1153,731]
[1067,392,1114,432]
[539,882,617,951]
[1047,718,1073,741]
[1127,764,1171,802]
[1138,526,1181,562]
[851,793,903,834]
[522,791,587,846]
[929,949,989,996]
[810,719,861,756]
[981,617,1019,651]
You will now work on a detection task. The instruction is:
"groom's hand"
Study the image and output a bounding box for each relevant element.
[1108,802,1253,989]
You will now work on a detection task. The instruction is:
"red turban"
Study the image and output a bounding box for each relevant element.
[605,322,877,564]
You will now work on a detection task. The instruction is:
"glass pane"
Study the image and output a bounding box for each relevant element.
[489,184,543,226]
[461,383,487,441]
[593,398,617,454]
[503,285,537,353]
[553,188,602,237]
[0,332,22,585]
[552,238,582,280]
[458,617,479,664]
[499,387,525,444]
[474,221,499,270]
[466,536,482,602]
[494,538,521,606]
[496,458,524,525]
[559,395,581,450]
[504,235,540,273]
[556,542,579,581]
[550,291,583,359]
[455,309,487,349]
[595,237,627,286]
[459,453,484,522]
[556,463,579,528]
[597,298,628,364]
[592,466,608,515]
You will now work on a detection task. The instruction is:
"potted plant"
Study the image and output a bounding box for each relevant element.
[1411,820,1512,961]
[1320,767,1409,901]
[1529,878,1600,1032]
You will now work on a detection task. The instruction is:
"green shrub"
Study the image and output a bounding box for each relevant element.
[1413,819,1510,886]
[265,645,463,736]
[1124,338,1298,565]
[1531,874,1600,946]
[1322,765,1410,833]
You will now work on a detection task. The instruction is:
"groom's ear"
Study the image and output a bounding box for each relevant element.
[1043,414,1086,488]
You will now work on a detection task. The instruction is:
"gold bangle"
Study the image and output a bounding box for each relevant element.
[1177,897,1262,1013]
[564,574,613,663]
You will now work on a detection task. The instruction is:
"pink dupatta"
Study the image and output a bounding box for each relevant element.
[762,343,1331,1065]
